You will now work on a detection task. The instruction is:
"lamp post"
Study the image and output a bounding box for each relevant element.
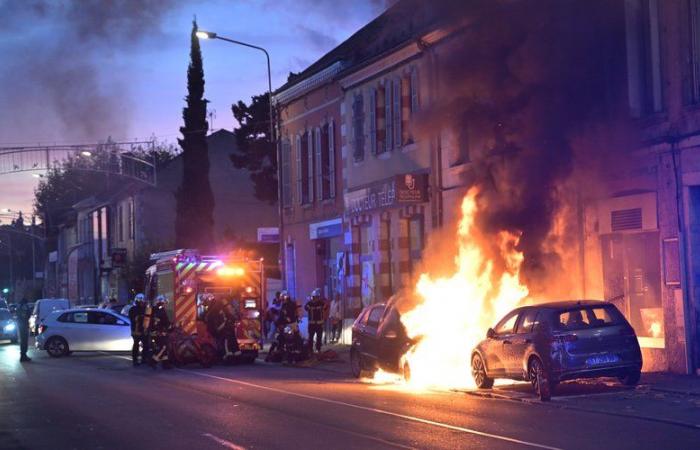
[197,28,284,279]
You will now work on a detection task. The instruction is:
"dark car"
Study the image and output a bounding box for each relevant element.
[471,300,642,400]
[350,301,414,379]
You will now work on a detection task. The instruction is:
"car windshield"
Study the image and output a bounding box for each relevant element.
[0,310,11,320]
[555,305,625,331]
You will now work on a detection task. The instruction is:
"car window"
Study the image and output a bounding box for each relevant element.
[64,311,89,323]
[89,311,118,325]
[0,310,11,320]
[494,311,519,335]
[516,309,539,334]
[556,306,624,331]
[366,305,386,328]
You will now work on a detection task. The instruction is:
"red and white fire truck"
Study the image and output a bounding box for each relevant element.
[144,249,266,362]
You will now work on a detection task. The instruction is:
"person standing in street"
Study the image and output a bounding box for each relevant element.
[304,288,326,354]
[16,297,32,362]
[329,295,342,343]
[128,293,146,366]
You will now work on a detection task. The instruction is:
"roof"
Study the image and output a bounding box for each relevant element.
[527,300,609,310]
[274,0,442,99]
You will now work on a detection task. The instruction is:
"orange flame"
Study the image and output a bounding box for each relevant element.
[400,187,529,390]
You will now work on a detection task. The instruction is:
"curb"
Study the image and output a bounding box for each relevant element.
[462,389,700,430]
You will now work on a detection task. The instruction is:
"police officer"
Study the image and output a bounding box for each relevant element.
[16,298,32,362]
[304,288,326,354]
[149,295,171,367]
[128,293,146,366]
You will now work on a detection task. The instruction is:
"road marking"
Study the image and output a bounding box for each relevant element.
[202,433,246,450]
[182,370,563,450]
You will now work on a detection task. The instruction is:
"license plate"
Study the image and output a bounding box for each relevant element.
[586,354,620,366]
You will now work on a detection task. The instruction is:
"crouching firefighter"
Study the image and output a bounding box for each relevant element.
[148,295,172,368]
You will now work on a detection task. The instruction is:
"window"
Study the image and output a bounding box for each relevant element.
[555,306,626,331]
[315,127,323,201]
[410,66,419,114]
[367,305,386,327]
[295,134,302,204]
[89,311,119,325]
[685,0,700,103]
[128,199,135,240]
[298,131,312,204]
[625,0,663,116]
[281,138,292,207]
[408,216,424,270]
[117,205,123,242]
[318,122,335,200]
[494,312,519,335]
[59,311,89,323]
[385,79,393,151]
[393,76,402,148]
[369,88,377,155]
[516,309,539,334]
[352,93,365,162]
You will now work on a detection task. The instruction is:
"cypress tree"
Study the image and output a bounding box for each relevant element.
[175,20,215,251]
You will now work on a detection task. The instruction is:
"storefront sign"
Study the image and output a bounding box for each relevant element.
[344,173,428,217]
[257,227,280,243]
[309,218,343,239]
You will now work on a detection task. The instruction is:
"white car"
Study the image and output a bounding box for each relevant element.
[35,308,132,357]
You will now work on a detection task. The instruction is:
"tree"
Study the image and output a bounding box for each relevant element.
[231,93,277,204]
[175,20,215,251]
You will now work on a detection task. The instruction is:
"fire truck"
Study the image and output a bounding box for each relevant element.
[144,249,266,362]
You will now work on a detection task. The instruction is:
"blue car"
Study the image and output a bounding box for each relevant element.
[0,308,18,344]
[471,300,642,400]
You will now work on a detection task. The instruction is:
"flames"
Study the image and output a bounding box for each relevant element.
[398,187,530,390]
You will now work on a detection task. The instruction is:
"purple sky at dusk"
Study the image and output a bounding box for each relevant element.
[0,0,390,219]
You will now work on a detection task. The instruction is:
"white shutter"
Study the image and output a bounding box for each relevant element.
[295,134,302,205]
[315,127,323,201]
[393,76,401,148]
[385,79,393,151]
[329,120,336,199]
[307,129,314,203]
[410,67,419,113]
[369,88,377,154]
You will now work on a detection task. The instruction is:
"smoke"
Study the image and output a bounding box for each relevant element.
[417,0,635,298]
[0,0,184,143]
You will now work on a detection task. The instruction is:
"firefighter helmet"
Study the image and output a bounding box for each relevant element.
[311,288,321,298]
[134,293,145,303]
[155,294,168,305]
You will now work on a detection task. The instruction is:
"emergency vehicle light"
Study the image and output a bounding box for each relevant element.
[244,299,257,309]
[217,266,245,277]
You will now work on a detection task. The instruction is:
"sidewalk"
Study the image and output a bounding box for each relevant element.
[641,372,700,396]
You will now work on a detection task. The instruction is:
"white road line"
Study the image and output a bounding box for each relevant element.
[181,370,564,450]
[202,433,246,450]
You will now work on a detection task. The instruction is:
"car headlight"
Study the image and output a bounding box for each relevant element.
[4,323,16,332]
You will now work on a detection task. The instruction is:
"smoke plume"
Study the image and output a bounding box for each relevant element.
[0,0,183,143]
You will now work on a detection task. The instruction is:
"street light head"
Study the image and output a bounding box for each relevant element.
[81,151,92,157]
[196,30,217,40]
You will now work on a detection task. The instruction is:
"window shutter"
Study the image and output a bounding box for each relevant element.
[369,88,377,155]
[295,134,302,205]
[385,79,393,151]
[307,129,314,202]
[329,120,336,199]
[410,67,419,113]
[393,76,401,148]
[315,127,323,201]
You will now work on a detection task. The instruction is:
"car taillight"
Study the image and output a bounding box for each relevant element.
[38,324,47,334]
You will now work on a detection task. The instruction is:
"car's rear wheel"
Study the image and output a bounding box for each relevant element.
[619,368,641,386]
[528,357,552,401]
[46,336,69,358]
[471,353,494,389]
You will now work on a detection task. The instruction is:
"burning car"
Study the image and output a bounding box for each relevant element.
[350,301,415,380]
[471,300,643,400]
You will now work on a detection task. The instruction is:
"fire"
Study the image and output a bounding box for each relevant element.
[400,187,529,390]
[649,321,662,338]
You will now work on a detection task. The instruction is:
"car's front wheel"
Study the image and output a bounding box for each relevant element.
[46,336,69,358]
[528,357,552,401]
[619,368,641,386]
[471,353,494,389]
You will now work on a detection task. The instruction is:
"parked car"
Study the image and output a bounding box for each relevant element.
[29,298,70,335]
[35,308,132,357]
[0,308,18,344]
[350,301,414,379]
[471,300,643,401]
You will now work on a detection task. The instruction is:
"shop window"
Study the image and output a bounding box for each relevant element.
[625,0,663,116]
[408,216,424,271]
[352,94,365,162]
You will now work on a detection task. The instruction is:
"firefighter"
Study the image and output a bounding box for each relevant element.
[16,297,32,362]
[219,298,241,360]
[304,288,326,354]
[276,291,298,328]
[149,295,171,368]
[128,293,146,366]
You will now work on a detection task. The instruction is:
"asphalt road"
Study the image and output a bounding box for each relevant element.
[1,342,698,450]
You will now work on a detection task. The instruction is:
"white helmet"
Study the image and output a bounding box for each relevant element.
[311,288,322,298]
[155,294,168,305]
[134,293,145,303]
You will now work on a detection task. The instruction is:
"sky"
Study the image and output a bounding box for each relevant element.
[0,0,390,219]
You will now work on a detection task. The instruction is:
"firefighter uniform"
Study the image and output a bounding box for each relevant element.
[128,297,146,366]
[149,298,171,366]
[305,290,326,353]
